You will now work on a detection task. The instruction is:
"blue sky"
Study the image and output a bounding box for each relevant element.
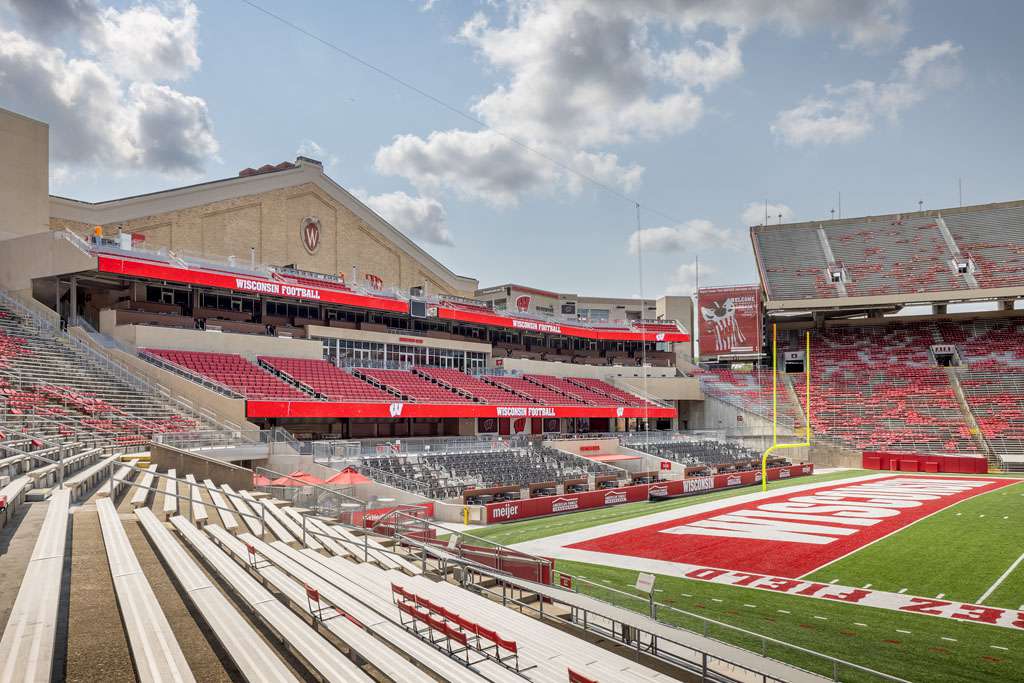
[2,0,1022,300]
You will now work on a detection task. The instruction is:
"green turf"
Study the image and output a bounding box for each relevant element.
[806,480,1024,606]
[557,558,1024,683]
[464,469,873,546]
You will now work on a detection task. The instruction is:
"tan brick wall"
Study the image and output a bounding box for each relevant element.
[48,182,475,298]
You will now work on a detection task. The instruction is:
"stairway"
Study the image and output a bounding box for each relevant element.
[944,368,1000,470]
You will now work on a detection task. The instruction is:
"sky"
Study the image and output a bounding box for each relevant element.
[1,0,1022,302]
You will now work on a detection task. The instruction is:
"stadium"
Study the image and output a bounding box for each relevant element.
[1,13,1023,682]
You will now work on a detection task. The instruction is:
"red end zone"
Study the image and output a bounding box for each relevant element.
[568,476,1013,577]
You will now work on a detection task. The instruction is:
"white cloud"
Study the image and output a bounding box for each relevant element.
[628,220,739,256]
[665,262,710,297]
[771,41,963,146]
[378,1,906,206]
[297,140,339,169]
[0,1,215,174]
[742,202,794,227]
[358,190,454,246]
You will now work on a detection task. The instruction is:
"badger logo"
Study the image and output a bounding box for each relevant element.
[701,297,747,353]
[300,216,321,254]
[515,295,531,312]
[389,402,404,418]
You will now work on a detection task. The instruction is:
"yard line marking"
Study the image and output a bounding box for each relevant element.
[777,609,791,614]
[941,637,957,642]
[711,598,723,603]
[813,616,828,621]
[955,512,962,516]
[897,588,908,594]
[896,629,912,634]
[936,593,945,599]
[977,550,1024,604]
[980,514,985,518]
[829,579,839,584]
[743,604,757,608]
[681,593,692,598]
[991,646,1008,651]
[863,583,873,589]
[853,622,867,627]
[1003,516,1009,520]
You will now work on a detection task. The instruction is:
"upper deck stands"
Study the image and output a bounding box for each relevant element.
[753,201,1024,303]
[944,205,1024,289]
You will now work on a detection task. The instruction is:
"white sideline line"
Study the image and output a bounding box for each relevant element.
[977,550,1024,604]
[991,645,1008,651]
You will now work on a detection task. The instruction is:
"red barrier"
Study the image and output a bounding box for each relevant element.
[485,465,813,524]
[862,451,987,474]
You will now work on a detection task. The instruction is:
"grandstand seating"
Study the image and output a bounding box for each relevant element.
[567,377,652,407]
[484,375,590,406]
[697,368,800,426]
[754,204,1024,301]
[785,325,980,454]
[360,445,619,499]
[259,356,394,401]
[944,205,1024,289]
[630,438,761,467]
[356,368,474,403]
[142,349,310,400]
[413,367,536,405]
[524,375,607,405]
[0,301,203,447]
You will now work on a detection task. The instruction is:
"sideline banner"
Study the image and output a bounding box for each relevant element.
[485,464,812,524]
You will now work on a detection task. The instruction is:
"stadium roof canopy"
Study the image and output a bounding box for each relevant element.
[751,199,1024,314]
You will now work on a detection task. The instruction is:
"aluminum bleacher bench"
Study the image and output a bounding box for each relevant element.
[237,533,488,683]
[131,464,159,508]
[99,458,138,498]
[390,570,671,682]
[222,484,263,536]
[161,469,178,520]
[205,525,434,683]
[133,507,301,683]
[96,498,195,682]
[183,475,208,526]
[275,505,326,551]
[239,491,296,545]
[299,515,354,559]
[0,488,70,682]
[204,479,237,533]
[320,522,417,573]
[169,516,371,682]
[65,454,120,502]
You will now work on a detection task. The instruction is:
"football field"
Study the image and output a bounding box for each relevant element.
[466,470,1024,682]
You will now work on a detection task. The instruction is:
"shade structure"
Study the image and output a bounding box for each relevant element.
[324,467,370,485]
[253,474,272,486]
[268,470,325,486]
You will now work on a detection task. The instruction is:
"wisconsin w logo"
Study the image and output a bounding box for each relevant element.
[389,402,405,418]
[300,216,321,254]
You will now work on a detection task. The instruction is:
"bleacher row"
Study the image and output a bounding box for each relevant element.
[1,462,674,682]
[141,348,657,407]
[754,204,1024,300]
[0,301,204,449]
[701,318,1024,465]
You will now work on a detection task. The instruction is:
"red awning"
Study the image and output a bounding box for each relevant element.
[268,470,325,486]
[325,467,370,485]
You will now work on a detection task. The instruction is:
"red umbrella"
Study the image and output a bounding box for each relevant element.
[325,467,370,485]
[268,470,325,486]
[253,474,272,486]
